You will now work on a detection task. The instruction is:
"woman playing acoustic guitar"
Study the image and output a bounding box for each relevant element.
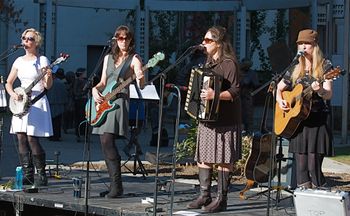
[276,29,333,188]
[5,28,53,187]
[91,25,144,198]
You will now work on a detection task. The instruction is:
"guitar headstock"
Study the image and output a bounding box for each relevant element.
[146,52,165,69]
[324,66,344,81]
[52,53,70,65]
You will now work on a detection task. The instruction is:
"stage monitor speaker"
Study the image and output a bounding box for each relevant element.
[294,188,350,216]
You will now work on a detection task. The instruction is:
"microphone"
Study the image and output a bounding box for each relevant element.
[107,37,117,44]
[165,83,188,91]
[293,50,304,60]
[190,44,205,51]
[13,44,24,49]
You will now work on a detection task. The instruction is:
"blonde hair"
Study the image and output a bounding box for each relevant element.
[291,44,325,84]
[21,28,43,48]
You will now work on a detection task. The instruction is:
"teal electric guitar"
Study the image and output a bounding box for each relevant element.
[85,52,165,126]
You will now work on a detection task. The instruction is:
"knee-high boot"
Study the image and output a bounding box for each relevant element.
[186,168,212,209]
[203,170,230,213]
[19,152,34,185]
[105,158,123,198]
[32,153,48,186]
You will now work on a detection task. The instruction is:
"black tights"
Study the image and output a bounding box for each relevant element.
[17,133,44,155]
[295,153,325,187]
[100,133,120,161]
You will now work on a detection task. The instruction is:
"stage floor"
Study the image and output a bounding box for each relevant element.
[0,167,295,216]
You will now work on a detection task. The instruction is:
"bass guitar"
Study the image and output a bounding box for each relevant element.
[274,66,343,138]
[9,53,70,117]
[85,52,165,126]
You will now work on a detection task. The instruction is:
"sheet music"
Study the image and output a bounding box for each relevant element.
[129,84,160,100]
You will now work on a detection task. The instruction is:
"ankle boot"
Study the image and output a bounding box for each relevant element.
[203,170,230,213]
[105,159,123,198]
[19,152,34,185]
[32,153,48,186]
[187,168,212,209]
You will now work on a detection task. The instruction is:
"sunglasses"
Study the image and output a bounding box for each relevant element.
[203,38,214,44]
[117,36,129,41]
[21,36,35,42]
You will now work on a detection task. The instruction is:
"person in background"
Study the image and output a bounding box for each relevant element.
[47,69,68,141]
[186,26,241,213]
[240,57,260,133]
[276,29,333,188]
[62,71,75,133]
[73,67,88,142]
[91,25,144,198]
[5,28,53,186]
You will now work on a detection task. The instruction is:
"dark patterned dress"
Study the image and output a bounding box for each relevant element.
[282,61,333,156]
[195,58,242,164]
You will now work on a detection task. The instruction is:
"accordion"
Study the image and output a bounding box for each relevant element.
[185,67,222,122]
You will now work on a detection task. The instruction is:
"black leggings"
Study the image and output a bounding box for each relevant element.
[17,133,44,155]
[99,133,120,161]
[295,153,325,187]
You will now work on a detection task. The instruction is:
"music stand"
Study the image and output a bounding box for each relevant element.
[121,84,159,179]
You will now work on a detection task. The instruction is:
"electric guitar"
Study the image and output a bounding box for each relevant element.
[85,52,165,126]
[274,66,343,138]
[9,53,70,117]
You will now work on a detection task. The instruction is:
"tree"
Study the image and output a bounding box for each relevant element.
[0,0,27,30]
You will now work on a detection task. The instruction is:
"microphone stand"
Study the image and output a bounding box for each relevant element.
[251,57,300,216]
[0,46,23,62]
[82,43,111,216]
[147,46,201,216]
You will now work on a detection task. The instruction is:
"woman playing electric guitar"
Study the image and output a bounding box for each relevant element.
[275,29,333,189]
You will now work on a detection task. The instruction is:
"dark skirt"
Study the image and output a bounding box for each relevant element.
[289,112,333,156]
[195,122,241,164]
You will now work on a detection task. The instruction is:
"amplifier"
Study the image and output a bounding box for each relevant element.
[293,188,350,216]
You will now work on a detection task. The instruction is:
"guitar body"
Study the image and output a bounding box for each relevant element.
[244,132,275,184]
[85,80,119,127]
[9,87,30,117]
[85,52,165,127]
[274,84,312,138]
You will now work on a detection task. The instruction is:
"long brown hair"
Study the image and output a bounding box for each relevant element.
[110,25,135,62]
[206,26,237,64]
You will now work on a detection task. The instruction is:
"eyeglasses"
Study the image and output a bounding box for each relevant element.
[203,38,214,44]
[21,36,35,42]
[117,36,128,42]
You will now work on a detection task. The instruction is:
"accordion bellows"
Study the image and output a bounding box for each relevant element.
[185,67,222,122]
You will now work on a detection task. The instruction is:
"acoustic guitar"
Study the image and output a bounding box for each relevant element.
[9,53,70,117]
[85,52,165,127]
[240,94,276,199]
[274,66,343,138]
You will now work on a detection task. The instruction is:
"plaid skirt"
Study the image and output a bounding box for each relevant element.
[194,122,241,164]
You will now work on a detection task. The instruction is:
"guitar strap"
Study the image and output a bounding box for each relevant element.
[116,55,134,81]
[31,89,47,105]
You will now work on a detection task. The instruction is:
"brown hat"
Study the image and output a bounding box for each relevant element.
[296,29,318,43]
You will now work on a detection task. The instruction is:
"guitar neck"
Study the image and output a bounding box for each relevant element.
[23,61,58,94]
[104,65,148,101]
